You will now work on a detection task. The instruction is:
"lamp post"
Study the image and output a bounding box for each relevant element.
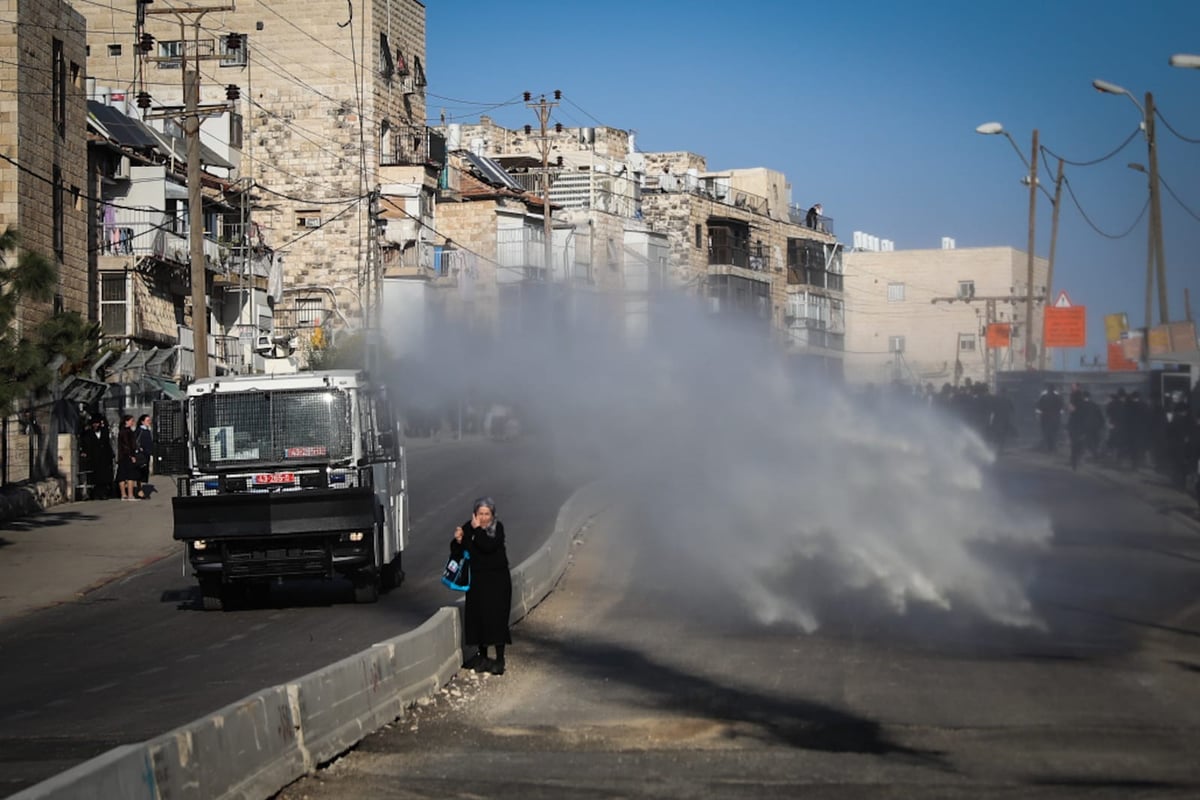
[976,122,1051,370]
[1093,79,1168,325]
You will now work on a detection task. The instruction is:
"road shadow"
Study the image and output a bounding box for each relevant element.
[164,578,360,611]
[516,628,950,768]
[0,510,100,532]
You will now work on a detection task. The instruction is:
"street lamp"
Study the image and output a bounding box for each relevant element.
[1169,53,1200,69]
[976,121,1048,370]
[1093,78,1168,326]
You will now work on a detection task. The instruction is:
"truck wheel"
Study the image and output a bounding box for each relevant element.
[353,574,380,604]
[381,556,404,592]
[199,579,224,611]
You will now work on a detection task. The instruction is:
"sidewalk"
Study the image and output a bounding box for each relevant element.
[0,480,178,623]
[0,435,484,624]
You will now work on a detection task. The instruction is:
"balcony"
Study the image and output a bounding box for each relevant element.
[787,266,844,291]
[788,204,835,236]
[708,244,770,273]
[380,125,446,167]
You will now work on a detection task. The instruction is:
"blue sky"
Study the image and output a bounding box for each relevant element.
[425,0,1200,362]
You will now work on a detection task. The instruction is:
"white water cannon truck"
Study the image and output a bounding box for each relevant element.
[159,370,408,610]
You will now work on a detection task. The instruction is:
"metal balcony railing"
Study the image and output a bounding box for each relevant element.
[788,204,835,235]
[708,246,770,272]
[380,125,446,167]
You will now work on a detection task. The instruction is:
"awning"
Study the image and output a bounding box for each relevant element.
[164,181,189,200]
[143,375,185,400]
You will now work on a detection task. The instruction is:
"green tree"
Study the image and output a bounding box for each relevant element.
[1,226,57,415]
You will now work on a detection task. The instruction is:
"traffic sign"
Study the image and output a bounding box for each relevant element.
[1053,290,1072,308]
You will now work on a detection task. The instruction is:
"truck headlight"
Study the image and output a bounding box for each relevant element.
[193,539,208,551]
[348,531,364,542]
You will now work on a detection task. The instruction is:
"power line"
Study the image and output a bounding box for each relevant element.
[272,197,364,254]
[1061,174,1149,239]
[1154,107,1200,145]
[1159,173,1200,222]
[1040,126,1141,167]
[252,182,370,206]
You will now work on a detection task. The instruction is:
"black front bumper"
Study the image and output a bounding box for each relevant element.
[175,488,376,581]
[173,487,376,540]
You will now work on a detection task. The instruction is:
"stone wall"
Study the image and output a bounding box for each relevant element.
[76,0,429,322]
[2,0,89,333]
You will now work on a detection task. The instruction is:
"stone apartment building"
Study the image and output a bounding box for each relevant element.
[433,118,840,367]
[426,118,669,347]
[0,0,89,333]
[76,0,437,359]
[843,245,1049,388]
[639,155,844,374]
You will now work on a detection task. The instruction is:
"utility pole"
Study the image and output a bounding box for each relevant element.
[139,2,238,380]
[1023,129,1039,371]
[1037,158,1065,371]
[1145,92,1169,325]
[525,91,560,282]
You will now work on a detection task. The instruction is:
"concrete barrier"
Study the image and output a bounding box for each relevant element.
[8,482,607,800]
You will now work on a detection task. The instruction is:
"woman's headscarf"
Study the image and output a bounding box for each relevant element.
[473,496,498,536]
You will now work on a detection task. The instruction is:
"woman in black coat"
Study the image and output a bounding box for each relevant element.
[451,496,512,675]
[115,415,139,501]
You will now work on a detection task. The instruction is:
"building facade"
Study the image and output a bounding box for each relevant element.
[0,0,89,333]
[843,245,1049,387]
[76,0,437,359]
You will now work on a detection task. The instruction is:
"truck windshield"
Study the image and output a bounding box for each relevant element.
[194,389,353,470]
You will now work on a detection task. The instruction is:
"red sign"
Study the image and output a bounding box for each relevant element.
[285,446,327,458]
[254,472,296,485]
[1107,342,1139,371]
[986,323,1011,349]
[1043,306,1086,348]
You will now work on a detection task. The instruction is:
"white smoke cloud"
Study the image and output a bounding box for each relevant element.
[394,291,1053,636]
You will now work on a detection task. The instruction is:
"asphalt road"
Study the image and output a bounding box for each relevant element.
[276,457,1200,799]
[0,437,579,797]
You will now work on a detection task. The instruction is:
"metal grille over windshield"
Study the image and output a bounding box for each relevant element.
[195,389,353,469]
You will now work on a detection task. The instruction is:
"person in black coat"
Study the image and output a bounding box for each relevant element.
[451,496,512,675]
[80,416,114,500]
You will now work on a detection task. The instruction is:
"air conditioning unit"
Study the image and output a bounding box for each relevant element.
[399,76,415,95]
[304,217,321,228]
[113,155,131,180]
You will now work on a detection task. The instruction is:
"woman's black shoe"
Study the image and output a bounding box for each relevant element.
[472,656,494,673]
[463,653,484,670]
[489,658,505,675]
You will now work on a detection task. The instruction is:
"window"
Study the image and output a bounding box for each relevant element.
[694,224,702,249]
[229,112,243,149]
[296,298,323,327]
[100,273,128,335]
[53,39,65,139]
[413,55,426,88]
[887,282,905,302]
[158,40,183,69]
[107,43,121,57]
[959,334,977,351]
[888,335,905,353]
[52,166,64,257]
[219,33,247,67]
[379,33,394,79]
[296,210,321,229]
[958,280,975,300]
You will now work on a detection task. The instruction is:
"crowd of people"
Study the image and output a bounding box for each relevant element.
[857,378,1199,497]
[77,412,154,501]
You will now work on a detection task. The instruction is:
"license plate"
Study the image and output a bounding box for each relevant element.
[254,472,295,485]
